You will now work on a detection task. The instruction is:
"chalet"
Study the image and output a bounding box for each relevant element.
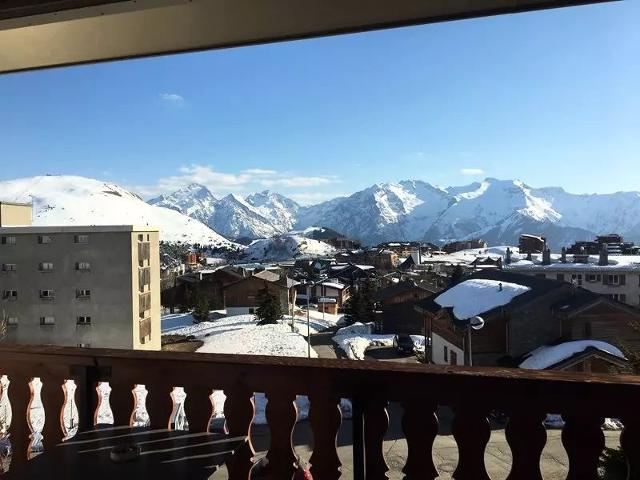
[442,239,487,254]
[415,270,640,367]
[372,280,437,334]
[329,263,376,285]
[519,340,629,374]
[223,270,298,316]
[518,234,546,254]
[313,281,350,308]
[161,266,243,310]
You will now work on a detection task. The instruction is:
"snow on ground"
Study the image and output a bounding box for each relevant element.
[160,311,355,424]
[519,340,625,370]
[196,315,318,358]
[435,279,531,320]
[332,323,395,360]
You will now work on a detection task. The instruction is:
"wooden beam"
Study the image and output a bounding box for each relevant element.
[0,0,617,74]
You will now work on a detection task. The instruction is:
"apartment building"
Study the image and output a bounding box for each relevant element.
[505,248,640,307]
[0,225,161,350]
[0,201,32,227]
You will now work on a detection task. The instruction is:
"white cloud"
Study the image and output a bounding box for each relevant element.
[160,93,184,103]
[460,168,484,176]
[136,164,339,200]
[261,176,335,188]
[242,168,278,176]
[288,192,347,205]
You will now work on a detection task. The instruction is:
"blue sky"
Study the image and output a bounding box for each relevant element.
[1,1,638,204]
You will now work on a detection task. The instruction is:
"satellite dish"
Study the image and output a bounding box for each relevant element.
[470,316,485,330]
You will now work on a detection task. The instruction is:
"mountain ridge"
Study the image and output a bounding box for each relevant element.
[149,178,640,248]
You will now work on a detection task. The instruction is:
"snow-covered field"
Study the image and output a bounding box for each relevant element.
[160,311,351,424]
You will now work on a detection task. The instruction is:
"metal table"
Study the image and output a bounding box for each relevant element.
[6,426,247,479]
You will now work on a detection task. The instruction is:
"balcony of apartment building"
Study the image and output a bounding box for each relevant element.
[1,0,637,479]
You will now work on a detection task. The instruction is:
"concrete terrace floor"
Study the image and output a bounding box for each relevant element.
[212,404,621,479]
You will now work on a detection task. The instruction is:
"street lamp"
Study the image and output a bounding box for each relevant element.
[466,316,484,366]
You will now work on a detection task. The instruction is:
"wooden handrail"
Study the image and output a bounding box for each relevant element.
[1,344,639,479]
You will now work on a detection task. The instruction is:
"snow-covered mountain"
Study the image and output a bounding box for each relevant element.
[148,183,216,224]
[208,194,283,240]
[145,178,640,249]
[243,234,336,262]
[148,185,300,241]
[0,176,238,248]
[297,178,640,248]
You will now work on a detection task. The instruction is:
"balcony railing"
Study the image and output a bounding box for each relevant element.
[0,344,639,479]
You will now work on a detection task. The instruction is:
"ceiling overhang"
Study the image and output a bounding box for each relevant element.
[0,0,616,74]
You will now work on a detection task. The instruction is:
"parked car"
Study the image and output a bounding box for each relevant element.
[393,333,415,355]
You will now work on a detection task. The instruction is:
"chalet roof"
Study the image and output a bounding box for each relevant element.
[552,289,640,318]
[415,270,567,320]
[519,341,626,370]
[254,270,280,282]
[372,280,434,303]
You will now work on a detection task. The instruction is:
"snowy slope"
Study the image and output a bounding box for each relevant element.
[149,186,300,240]
[243,234,336,261]
[297,180,451,245]
[0,176,237,247]
[148,183,216,224]
[245,190,300,232]
[208,194,282,239]
[147,177,640,248]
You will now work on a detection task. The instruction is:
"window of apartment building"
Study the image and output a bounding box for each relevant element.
[77,316,91,325]
[1,236,16,245]
[139,292,151,314]
[38,235,53,244]
[556,273,565,282]
[74,234,89,244]
[39,262,54,272]
[138,266,151,290]
[139,317,151,344]
[39,289,55,299]
[76,262,91,271]
[450,350,458,365]
[3,290,17,300]
[1,263,17,272]
[586,274,601,282]
[604,274,625,285]
[76,289,91,299]
[7,317,18,326]
[40,316,55,326]
[610,293,627,302]
[571,274,583,286]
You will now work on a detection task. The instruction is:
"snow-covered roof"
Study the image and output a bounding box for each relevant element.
[506,254,640,271]
[321,282,347,290]
[435,279,531,320]
[318,297,337,303]
[353,264,375,270]
[519,340,625,370]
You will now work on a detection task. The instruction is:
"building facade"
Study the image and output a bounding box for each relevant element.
[0,225,160,350]
[506,255,640,307]
[0,202,32,227]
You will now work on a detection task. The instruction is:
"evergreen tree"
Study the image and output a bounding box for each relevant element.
[192,294,210,323]
[342,289,361,326]
[342,280,375,325]
[255,286,283,325]
[451,264,464,284]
